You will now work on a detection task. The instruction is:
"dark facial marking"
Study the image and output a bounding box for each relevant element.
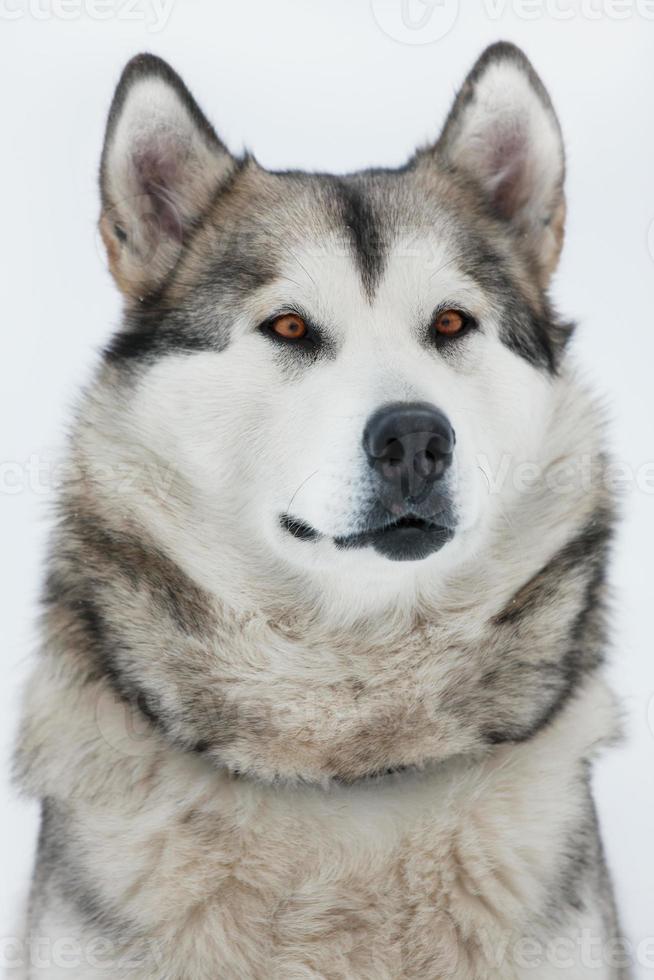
[104,309,223,362]
[279,514,321,541]
[454,231,573,373]
[103,252,274,364]
[333,178,385,299]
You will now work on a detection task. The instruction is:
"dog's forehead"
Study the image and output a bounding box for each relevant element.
[211,164,487,316]
[262,230,490,335]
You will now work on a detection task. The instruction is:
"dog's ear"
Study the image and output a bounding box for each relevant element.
[99,53,235,299]
[436,42,565,285]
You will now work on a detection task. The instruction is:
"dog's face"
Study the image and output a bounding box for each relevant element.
[99,45,568,601]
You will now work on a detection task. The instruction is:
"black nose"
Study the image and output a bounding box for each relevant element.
[363,402,454,501]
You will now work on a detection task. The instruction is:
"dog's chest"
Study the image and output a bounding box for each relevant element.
[70,754,587,980]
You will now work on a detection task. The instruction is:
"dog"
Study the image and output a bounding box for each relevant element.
[13,42,628,978]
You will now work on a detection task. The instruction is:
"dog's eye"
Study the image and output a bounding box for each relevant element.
[260,311,324,358]
[269,314,308,341]
[433,309,466,337]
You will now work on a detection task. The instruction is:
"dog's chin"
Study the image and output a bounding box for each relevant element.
[280,514,455,562]
[335,516,455,562]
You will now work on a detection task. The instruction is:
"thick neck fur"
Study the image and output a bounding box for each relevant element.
[17,360,614,790]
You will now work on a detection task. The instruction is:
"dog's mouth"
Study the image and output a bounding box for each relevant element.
[335,515,455,561]
[280,513,455,562]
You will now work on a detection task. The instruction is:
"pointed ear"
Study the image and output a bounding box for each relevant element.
[99,54,235,299]
[436,42,565,285]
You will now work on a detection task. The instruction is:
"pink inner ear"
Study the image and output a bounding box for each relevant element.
[132,138,185,242]
[483,120,530,220]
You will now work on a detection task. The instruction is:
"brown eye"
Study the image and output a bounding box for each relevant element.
[434,309,466,336]
[270,313,307,340]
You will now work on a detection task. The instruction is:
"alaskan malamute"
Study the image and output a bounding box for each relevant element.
[15,42,628,978]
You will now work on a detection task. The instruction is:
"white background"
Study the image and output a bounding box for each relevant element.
[2,0,653,973]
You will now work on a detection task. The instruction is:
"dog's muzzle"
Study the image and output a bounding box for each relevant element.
[281,402,457,562]
[335,402,457,561]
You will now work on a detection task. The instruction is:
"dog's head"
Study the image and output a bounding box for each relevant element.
[98,43,569,603]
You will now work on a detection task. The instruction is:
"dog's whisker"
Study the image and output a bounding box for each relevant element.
[286,469,320,514]
[476,463,491,495]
